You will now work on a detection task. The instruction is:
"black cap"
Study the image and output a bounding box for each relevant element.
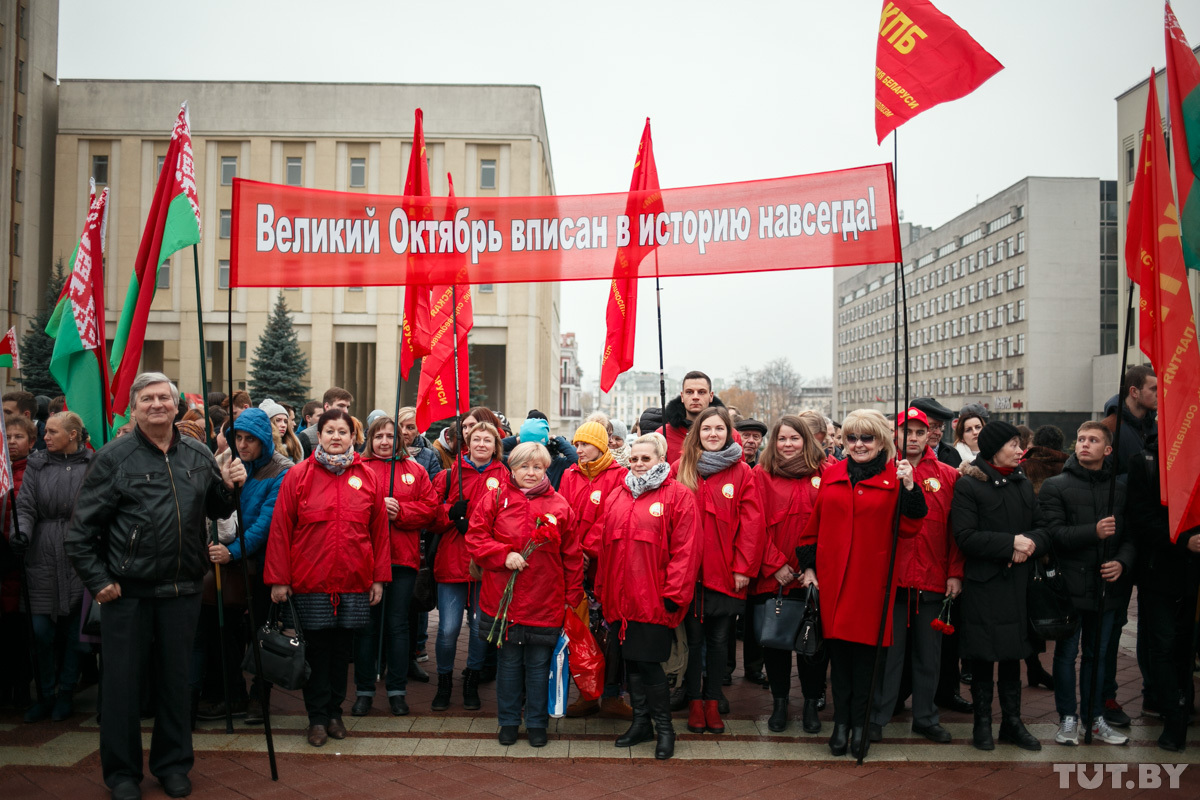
[911,396,955,422]
[735,418,768,435]
[978,420,1020,461]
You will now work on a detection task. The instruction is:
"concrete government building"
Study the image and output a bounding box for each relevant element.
[832,177,1115,433]
[19,74,564,429]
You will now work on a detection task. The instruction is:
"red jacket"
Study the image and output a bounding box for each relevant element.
[264,455,391,594]
[798,458,923,646]
[750,466,822,597]
[894,448,963,593]
[558,460,628,562]
[467,479,585,628]
[431,457,510,583]
[597,478,701,630]
[673,459,764,602]
[364,457,438,570]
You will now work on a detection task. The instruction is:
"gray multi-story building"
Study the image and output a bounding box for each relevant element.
[833,177,1114,433]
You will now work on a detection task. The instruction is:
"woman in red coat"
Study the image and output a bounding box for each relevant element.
[674,406,763,735]
[265,408,390,747]
[558,419,630,719]
[752,415,828,734]
[351,415,438,718]
[597,433,700,760]
[429,419,508,712]
[467,442,585,747]
[798,409,926,758]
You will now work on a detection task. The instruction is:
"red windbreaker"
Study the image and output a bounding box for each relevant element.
[363,457,438,570]
[894,447,963,592]
[558,460,628,561]
[750,466,822,597]
[673,459,764,602]
[467,479,585,628]
[430,457,510,583]
[264,455,391,594]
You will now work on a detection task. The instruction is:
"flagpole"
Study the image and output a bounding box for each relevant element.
[654,251,667,413]
[451,284,465,503]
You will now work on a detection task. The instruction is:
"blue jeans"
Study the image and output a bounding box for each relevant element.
[1053,608,1115,720]
[31,609,81,694]
[354,566,416,697]
[435,582,485,675]
[496,640,553,728]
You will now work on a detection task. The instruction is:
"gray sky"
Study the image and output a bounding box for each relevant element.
[59,0,1180,390]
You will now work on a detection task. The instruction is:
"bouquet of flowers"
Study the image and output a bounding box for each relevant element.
[487,514,560,646]
[930,595,955,635]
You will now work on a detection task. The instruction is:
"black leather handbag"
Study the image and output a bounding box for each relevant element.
[1028,557,1079,641]
[242,598,311,690]
[412,533,441,613]
[794,586,823,659]
[755,587,805,650]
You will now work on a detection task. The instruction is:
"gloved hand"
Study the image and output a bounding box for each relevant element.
[454,518,469,534]
[663,597,680,613]
[448,499,468,521]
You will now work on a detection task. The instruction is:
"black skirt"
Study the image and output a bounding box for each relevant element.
[620,621,672,663]
[689,586,743,619]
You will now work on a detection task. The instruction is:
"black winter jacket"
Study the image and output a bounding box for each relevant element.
[1128,442,1200,598]
[66,426,235,599]
[1037,455,1133,612]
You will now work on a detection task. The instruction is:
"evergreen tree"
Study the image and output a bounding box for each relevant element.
[18,259,66,398]
[248,293,309,408]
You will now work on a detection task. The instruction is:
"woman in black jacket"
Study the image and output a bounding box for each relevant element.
[952,421,1047,752]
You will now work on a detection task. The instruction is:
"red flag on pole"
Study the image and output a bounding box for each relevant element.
[874,0,1003,143]
[415,176,473,431]
[400,109,433,380]
[599,119,663,393]
[1126,71,1200,541]
[1164,2,1200,272]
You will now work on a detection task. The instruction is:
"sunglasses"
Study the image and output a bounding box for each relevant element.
[844,434,876,444]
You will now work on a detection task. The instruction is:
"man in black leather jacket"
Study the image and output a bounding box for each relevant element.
[67,373,242,800]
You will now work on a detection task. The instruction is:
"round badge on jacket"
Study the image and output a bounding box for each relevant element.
[811,476,821,488]
[402,473,415,485]
[923,477,941,493]
[590,489,602,504]
[486,477,500,490]
[649,502,664,517]
[721,483,734,499]
[544,513,558,525]
[348,476,363,490]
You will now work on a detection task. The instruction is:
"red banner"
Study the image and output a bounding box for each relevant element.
[230,165,900,288]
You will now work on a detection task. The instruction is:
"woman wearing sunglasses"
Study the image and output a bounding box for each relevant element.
[798,409,927,757]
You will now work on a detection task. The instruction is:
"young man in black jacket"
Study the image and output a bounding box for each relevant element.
[1038,421,1133,747]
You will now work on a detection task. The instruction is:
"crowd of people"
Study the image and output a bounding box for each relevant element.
[0,362,1197,800]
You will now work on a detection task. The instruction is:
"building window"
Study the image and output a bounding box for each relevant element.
[92,155,109,185]
[19,5,28,38]
[157,154,167,179]
[12,223,20,256]
[218,260,230,290]
[285,157,303,186]
[220,210,232,239]
[221,157,237,186]
[479,284,494,293]
[157,264,170,289]
[239,341,247,360]
[349,157,366,188]
[1016,232,1025,253]
[15,115,24,148]
[480,159,497,190]
[14,170,22,203]
[17,60,26,93]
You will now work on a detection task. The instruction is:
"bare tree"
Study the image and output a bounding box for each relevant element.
[719,385,759,419]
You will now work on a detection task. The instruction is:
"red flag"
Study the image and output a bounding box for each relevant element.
[400,109,433,380]
[874,0,1003,143]
[415,175,473,431]
[1126,71,1200,541]
[600,119,663,393]
[1164,2,1200,271]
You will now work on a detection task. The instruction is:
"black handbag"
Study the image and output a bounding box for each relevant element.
[242,598,311,690]
[794,586,824,659]
[81,597,102,637]
[755,587,805,650]
[1028,556,1079,641]
[412,532,441,613]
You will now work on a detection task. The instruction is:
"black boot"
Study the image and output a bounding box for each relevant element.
[996,681,1040,751]
[431,672,453,711]
[1159,706,1189,752]
[768,697,788,732]
[1025,656,1054,690]
[462,668,482,711]
[850,726,866,759]
[646,682,675,760]
[669,684,687,712]
[971,679,994,751]
[615,674,653,748]
[802,699,821,733]
[828,722,849,755]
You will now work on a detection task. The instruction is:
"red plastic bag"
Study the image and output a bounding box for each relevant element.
[563,606,604,701]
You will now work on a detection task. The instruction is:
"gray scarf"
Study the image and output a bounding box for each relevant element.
[697,442,743,477]
[626,461,671,498]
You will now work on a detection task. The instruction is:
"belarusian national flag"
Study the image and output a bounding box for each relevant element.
[1165,2,1200,271]
[48,180,111,443]
[400,108,433,381]
[0,327,20,369]
[108,102,202,428]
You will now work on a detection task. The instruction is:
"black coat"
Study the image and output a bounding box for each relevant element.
[936,440,962,468]
[951,459,1048,662]
[1037,456,1133,612]
[1128,443,1200,599]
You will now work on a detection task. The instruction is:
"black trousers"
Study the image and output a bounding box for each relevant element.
[0,611,31,702]
[732,598,764,676]
[1138,589,1196,714]
[968,658,1020,683]
[684,612,730,701]
[763,646,828,700]
[827,639,881,727]
[99,592,202,789]
[302,627,355,726]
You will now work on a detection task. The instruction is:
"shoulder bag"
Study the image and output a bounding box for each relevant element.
[755,586,805,650]
[242,597,311,690]
[794,585,824,659]
[1027,555,1079,641]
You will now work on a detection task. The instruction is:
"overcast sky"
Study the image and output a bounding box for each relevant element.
[59,0,1181,390]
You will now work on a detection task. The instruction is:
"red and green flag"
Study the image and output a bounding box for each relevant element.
[0,327,20,369]
[47,180,111,442]
[108,102,202,429]
[1165,2,1200,271]
[400,108,433,380]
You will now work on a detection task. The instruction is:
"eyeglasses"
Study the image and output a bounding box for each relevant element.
[844,434,876,444]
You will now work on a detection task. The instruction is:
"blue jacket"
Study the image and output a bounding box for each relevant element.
[227,408,293,562]
[409,434,443,481]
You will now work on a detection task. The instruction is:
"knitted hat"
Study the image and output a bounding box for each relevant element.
[519,417,550,445]
[611,419,628,441]
[573,421,609,453]
[366,409,389,428]
[977,420,1020,462]
[258,398,287,421]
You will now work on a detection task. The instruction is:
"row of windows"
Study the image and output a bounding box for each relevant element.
[838,369,1026,404]
[840,301,1026,366]
[840,330,1026,377]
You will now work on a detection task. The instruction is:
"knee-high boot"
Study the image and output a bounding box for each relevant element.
[971,678,994,751]
[996,681,1041,751]
[614,673,653,747]
[646,682,675,760]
